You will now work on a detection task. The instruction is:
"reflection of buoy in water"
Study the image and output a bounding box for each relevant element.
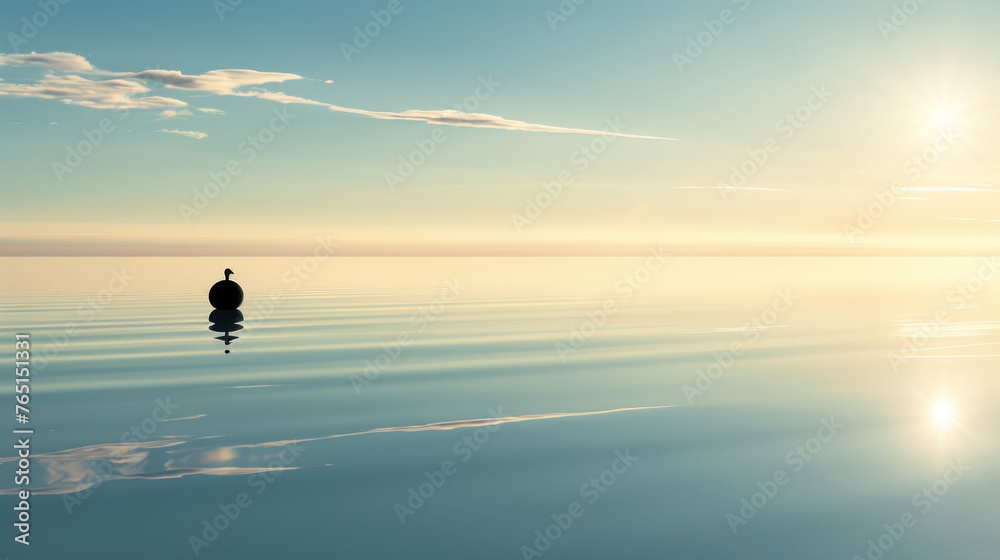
[209,268,243,310]
[209,309,244,354]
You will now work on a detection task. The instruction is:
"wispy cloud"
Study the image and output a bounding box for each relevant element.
[903,186,1000,193]
[197,107,226,115]
[157,109,193,119]
[128,68,669,138]
[124,68,303,95]
[0,51,94,72]
[325,106,670,138]
[0,52,671,139]
[156,129,207,139]
[671,185,790,192]
[0,73,185,109]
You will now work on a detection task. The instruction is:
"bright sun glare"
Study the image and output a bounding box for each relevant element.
[936,110,958,130]
[931,399,959,429]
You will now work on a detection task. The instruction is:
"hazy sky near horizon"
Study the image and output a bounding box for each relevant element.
[1,0,999,255]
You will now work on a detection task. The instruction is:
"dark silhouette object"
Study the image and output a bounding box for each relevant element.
[209,309,244,354]
[209,268,244,310]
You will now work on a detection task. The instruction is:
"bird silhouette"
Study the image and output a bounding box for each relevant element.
[209,268,244,310]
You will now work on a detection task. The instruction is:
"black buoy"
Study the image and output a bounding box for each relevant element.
[209,268,244,310]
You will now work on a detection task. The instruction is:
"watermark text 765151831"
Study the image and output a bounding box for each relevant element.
[13,333,34,546]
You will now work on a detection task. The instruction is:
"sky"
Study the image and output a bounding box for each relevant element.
[1,0,999,256]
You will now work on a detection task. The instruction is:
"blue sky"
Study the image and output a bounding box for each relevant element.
[1,0,998,254]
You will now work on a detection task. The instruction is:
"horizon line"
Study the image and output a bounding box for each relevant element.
[2,243,999,258]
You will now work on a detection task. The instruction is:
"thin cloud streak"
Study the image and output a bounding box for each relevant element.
[672,186,791,192]
[0,51,94,72]
[0,73,186,109]
[903,186,1000,193]
[0,52,672,139]
[156,129,207,139]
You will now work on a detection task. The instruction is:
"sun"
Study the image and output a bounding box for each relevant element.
[930,399,959,429]
[935,110,956,130]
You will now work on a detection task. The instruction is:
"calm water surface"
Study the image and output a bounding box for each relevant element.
[1,257,997,559]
